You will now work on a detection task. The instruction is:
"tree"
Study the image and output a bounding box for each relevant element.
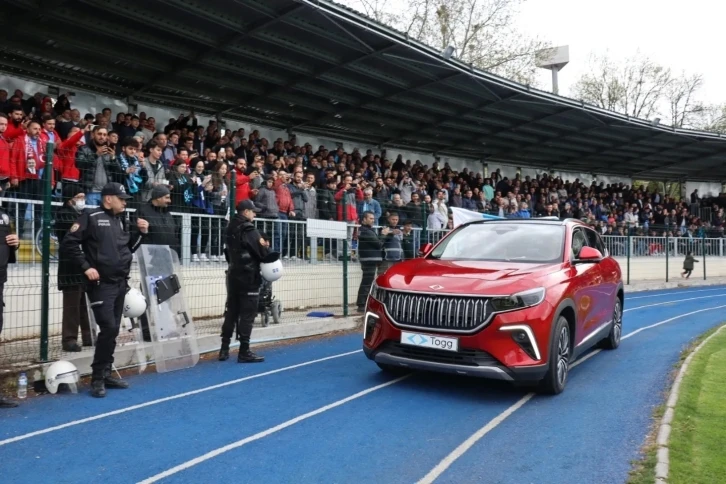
[341,0,550,85]
[571,51,673,120]
[665,72,705,129]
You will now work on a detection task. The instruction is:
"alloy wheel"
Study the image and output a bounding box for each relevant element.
[612,299,622,343]
[556,325,570,387]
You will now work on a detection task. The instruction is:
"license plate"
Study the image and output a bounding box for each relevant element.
[400,331,458,352]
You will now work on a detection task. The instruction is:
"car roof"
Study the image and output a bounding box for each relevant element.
[466,217,586,228]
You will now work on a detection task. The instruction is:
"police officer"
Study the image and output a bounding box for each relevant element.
[60,182,149,398]
[219,199,269,363]
[0,207,19,408]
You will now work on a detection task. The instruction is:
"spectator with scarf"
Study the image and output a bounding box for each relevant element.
[117,137,147,208]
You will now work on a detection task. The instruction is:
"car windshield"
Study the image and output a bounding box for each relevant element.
[428,222,565,263]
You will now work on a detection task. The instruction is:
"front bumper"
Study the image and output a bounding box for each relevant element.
[364,341,548,381]
[362,296,554,382]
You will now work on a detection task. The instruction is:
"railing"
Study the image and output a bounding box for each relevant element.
[0,139,724,369]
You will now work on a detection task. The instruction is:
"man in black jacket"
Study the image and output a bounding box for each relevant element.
[131,185,178,342]
[132,185,178,255]
[219,199,269,363]
[0,207,19,408]
[356,211,386,312]
[60,182,149,398]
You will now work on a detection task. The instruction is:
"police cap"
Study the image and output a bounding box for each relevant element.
[237,199,262,213]
[101,182,133,200]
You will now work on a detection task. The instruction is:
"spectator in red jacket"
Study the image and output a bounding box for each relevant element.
[55,125,88,182]
[9,120,45,237]
[0,113,11,190]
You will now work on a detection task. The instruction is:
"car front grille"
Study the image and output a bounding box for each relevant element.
[376,288,493,332]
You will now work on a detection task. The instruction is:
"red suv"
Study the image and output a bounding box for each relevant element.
[362,218,623,394]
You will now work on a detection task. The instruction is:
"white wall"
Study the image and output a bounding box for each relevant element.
[685,181,722,198]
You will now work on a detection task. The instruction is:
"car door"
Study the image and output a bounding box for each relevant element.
[569,227,600,346]
[584,227,616,330]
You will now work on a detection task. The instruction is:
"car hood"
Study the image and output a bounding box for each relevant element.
[379,259,561,295]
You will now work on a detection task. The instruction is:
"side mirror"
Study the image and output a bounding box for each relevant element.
[576,246,603,262]
[418,242,433,257]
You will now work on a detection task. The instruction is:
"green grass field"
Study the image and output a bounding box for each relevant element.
[626,325,725,484]
[668,325,726,484]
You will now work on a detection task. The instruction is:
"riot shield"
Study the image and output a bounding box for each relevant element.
[136,244,200,373]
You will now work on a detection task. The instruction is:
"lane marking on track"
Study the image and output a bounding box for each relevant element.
[0,349,362,447]
[624,293,726,312]
[415,304,726,484]
[136,374,412,484]
[627,287,726,300]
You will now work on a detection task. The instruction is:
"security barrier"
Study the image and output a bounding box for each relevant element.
[0,140,724,368]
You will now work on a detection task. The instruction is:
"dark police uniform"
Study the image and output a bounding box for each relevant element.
[0,207,19,408]
[0,208,17,336]
[219,199,268,363]
[60,183,146,397]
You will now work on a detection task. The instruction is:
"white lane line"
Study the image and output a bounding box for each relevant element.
[627,287,726,300]
[416,304,726,484]
[136,374,412,484]
[625,293,725,312]
[0,349,362,447]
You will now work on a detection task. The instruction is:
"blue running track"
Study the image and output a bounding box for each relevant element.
[2,285,725,484]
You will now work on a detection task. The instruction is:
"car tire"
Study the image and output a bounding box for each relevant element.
[376,362,410,376]
[538,315,571,395]
[600,297,622,350]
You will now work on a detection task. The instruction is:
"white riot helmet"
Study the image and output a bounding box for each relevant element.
[260,251,284,282]
[124,287,147,318]
[45,360,80,394]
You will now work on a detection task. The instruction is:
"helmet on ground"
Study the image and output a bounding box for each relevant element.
[124,287,147,318]
[45,360,80,395]
[260,251,284,282]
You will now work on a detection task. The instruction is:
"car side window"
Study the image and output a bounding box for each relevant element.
[584,228,606,255]
[571,229,587,258]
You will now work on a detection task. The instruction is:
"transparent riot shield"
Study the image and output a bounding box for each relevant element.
[136,244,200,373]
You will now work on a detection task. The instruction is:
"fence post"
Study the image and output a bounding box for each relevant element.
[39,142,54,362]
[702,233,706,280]
[342,194,348,316]
[229,168,236,219]
[420,203,427,247]
[665,231,669,283]
[626,234,631,285]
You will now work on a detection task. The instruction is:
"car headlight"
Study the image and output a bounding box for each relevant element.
[369,281,381,301]
[490,287,546,312]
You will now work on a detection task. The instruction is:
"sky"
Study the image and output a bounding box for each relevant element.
[515,0,726,105]
[340,0,726,106]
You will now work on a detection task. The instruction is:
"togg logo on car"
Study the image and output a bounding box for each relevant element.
[429,284,444,290]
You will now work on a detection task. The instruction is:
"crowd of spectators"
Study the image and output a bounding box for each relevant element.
[1,88,725,262]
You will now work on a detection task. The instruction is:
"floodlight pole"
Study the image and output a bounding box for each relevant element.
[535,46,569,96]
[551,67,560,95]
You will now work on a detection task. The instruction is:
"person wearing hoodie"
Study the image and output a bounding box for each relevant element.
[55,183,92,352]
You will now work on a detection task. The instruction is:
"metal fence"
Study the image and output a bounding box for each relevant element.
[0,141,725,368]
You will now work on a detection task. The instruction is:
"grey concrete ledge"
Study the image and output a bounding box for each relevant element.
[8,316,362,385]
[627,277,726,293]
[653,322,726,483]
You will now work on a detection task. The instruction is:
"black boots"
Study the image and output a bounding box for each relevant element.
[90,366,129,398]
[237,346,264,363]
[219,339,264,363]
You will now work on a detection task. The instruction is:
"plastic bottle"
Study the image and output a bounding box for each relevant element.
[17,372,27,399]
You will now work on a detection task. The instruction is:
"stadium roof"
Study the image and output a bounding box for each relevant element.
[1,0,725,182]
